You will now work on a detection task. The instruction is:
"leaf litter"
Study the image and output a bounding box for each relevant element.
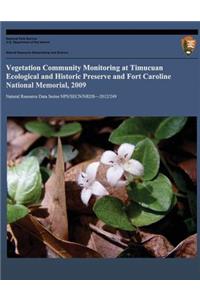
[7,117,197,258]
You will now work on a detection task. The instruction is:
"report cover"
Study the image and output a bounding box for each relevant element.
[0,22,199,279]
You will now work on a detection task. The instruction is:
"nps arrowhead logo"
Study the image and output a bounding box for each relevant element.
[181,36,197,56]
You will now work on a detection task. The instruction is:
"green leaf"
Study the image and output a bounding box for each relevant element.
[25,121,82,138]
[168,169,189,193]
[27,146,50,164]
[155,117,187,140]
[184,218,196,234]
[51,145,79,162]
[109,117,164,145]
[187,190,197,221]
[170,194,177,209]
[53,122,82,137]
[7,203,29,224]
[25,120,55,137]
[127,202,166,227]
[128,174,173,212]
[7,157,42,206]
[40,166,52,183]
[93,196,135,231]
[133,138,160,180]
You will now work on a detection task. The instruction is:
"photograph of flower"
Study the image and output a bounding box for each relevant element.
[7,116,197,258]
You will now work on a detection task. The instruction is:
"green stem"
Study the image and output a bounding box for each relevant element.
[174,192,187,199]
[160,152,174,179]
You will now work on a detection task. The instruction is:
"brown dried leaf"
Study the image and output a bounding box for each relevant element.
[136,230,174,257]
[7,120,24,143]
[167,234,197,258]
[75,144,104,163]
[7,132,40,161]
[87,231,124,258]
[71,216,127,258]
[41,138,68,240]
[44,137,57,151]
[17,215,102,258]
[8,224,47,257]
[178,159,197,183]
[87,222,129,258]
[180,140,196,157]
[98,126,113,135]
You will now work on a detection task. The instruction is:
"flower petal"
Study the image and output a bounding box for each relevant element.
[123,159,144,177]
[117,143,135,160]
[86,162,100,181]
[106,165,124,186]
[101,151,117,166]
[77,172,87,187]
[91,181,109,197]
[115,180,128,187]
[81,188,92,206]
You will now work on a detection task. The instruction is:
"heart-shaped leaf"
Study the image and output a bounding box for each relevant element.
[53,122,82,137]
[27,146,50,164]
[51,145,79,162]
[133,138,160,180]
[25,120,55,137]
[7,157,42,206]
[155,117,187,140]
[128,174,173,212]
[93,196,135,231]
[7,203,29,224]
[109,117,164,145]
